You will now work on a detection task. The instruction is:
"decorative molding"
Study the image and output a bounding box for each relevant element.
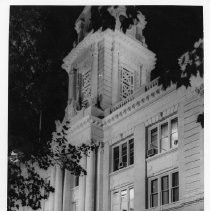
[62,29,156,74]
[144,103,179,127]
[105,127,134,145]
[67,115,103,136]
[103,83,176,129]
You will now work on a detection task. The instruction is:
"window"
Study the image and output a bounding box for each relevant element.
[148,117,178,157]
[120,67,134,100]
[112,187,134,211]
[148,171,179,208]
[72,202,78,211]
[151,179,158,207]
[113,138,134,172]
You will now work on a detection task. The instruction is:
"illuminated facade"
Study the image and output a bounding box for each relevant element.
[47,6,204,211]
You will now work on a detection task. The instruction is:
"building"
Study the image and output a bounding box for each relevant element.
[46,6,204,211]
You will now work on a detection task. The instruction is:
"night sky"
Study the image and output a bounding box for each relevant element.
[9,6,203,149]
[44,6,203,77]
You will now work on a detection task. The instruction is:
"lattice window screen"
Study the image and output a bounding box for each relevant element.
[81,70,91,106]
[120,67,134,99]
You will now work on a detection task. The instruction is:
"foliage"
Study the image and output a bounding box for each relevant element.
[159,38,203,90]
[89,6,141,33]
[8,6,93,211]
[8,118,96,211]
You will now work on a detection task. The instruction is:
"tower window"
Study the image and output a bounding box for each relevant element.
[120,67,134,100]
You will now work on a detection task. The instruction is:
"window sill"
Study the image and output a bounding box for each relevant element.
[146,147,178,162]
[109,164,134,177]
[146,201,180,211]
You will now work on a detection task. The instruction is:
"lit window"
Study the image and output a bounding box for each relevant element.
[112,187,134,211]
[147,116,178,157]
[112,138,134,172]
[148,171,179,208]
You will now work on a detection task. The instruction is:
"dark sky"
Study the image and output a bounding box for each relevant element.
[9,6,203,149]
[44,6,203,77]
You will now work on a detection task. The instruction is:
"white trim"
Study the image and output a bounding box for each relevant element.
[147,169,179,209]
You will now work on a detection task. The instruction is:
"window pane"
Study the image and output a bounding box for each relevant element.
[151,128,158,149]
[160,137,170,152]
[121,190,128,211]
[161,123,169,152]
[122,143,127,167]
[171,118,178,148]
[171,118,178,133]
[161,176,169,205]
[129,188,134,211]
[161,123,168,138]
[151,193,158,207]
[151,179,158,207]
[151,179,158,193]
[114,146,119,171]
[113,192,120,211]
[172,187,179,202]
[129,139,134,165]
[172,172,179,187]
[162,190,169,205]
[161,176,169,190]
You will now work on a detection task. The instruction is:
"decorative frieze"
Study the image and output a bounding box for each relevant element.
[103,83,176,128]
[144,103,179,127]
[105,127,134,145]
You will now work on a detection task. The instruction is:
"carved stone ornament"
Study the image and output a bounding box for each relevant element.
[65,101,78,119]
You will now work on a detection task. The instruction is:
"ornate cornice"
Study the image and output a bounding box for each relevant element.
[62,29,156,74]
[103,84,176,129]
[67,115,103,136]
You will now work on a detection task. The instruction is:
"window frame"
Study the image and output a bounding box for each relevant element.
[111,185,134,211]
[148,170,179,208]
[112,137,134,172]
[148,115,178,156]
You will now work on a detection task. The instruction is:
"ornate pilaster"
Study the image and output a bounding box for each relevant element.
[62,169,72,211]
[91,42,99,102]
[85,150,96,211]
[96,142,104,211]
[68,68,74,103]
[48,166,56,211]
[78,155,87,211]
[54,165,63,211]
[112,40,120,104]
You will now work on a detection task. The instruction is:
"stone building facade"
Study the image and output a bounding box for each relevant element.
[32,6,204,211]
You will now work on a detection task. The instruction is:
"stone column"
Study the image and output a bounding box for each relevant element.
[78,155,87,211]
[54,165,63,211]
[91,42,99,101]
[102,142,111,211]
[134,123,146,209]
[85,150,96,211]
[96,143,104,211]
[112,41,119,104]
[68,69,74,103]
[48,166,56,211]
[62,169,72,211]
